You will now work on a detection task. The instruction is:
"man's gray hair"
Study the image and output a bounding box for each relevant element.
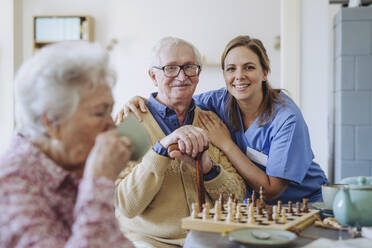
[150,37,202,67]
[14,41,116,143]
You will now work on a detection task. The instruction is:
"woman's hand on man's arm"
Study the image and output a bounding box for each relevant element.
[114,96,148,123]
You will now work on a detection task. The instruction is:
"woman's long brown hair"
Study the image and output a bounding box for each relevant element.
[221,35,285,130]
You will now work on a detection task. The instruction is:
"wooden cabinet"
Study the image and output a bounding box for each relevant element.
[33,16,94,51]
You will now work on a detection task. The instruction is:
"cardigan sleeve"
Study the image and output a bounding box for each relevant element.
[203,144,246,202]
[115,149,170,218]
[195,109,246,202]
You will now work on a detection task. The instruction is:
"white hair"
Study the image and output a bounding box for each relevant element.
[14,41,116,143]
[150,36,202,68]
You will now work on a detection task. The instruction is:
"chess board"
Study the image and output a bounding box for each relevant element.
[182,203,319,233]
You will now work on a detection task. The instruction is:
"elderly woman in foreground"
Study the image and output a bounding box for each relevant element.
[0,42,134,247]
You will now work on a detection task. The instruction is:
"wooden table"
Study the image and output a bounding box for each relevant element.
[184,221,352,247]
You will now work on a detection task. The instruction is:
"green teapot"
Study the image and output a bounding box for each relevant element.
[333,176,372,227]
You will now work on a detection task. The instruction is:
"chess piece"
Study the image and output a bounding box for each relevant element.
[203,203,211,220]
[288,201,293,214]
[231,200,236,215]
[227,202,235,216]
[248,215,255,224]
[214,201,222,215]
[260,201,266,215]
[277,200,282,213]
[226,212,234,222]
[272,206,279,223]
[259,186,264,202]
[280,208,287,224]
[226,203,234,222]
[214,200,221,214]
[266,206,273,221]
[296,201,301,215]
[248,204,255,216]
[214,209,221,221]
[246,198,251,206]
[191,203,199,219]
[256,201,263,216]
[248,206,256,224]
[219,194,224,211]
[251,190,256,207]
[235,205,242,220]
[228,194,233,205]
[259,186,266,208]
[302,198,309,213]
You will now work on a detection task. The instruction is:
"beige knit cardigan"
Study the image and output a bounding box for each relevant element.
[115,107,246,248]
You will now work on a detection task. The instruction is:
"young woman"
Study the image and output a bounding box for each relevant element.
[122,35,329,203]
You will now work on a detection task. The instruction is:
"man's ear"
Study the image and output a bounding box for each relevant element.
[148,69,158,87]
[42,112,61,140]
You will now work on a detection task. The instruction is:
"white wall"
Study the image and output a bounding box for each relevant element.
[0,0,15,154]
[300,0,341,178]
[301,0,329,174]
[281,0,301,106]
[107,0,280,114]
[18,0,335,178]
[327,4,342,182]
[21,0,281,115]
[5,0,337,179]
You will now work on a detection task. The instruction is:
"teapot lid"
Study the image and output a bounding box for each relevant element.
[347,185,372,190]
[340,176,372,187]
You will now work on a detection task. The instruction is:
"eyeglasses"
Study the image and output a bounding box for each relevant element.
[152,64,201,78]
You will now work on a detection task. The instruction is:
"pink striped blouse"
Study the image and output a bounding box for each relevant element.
[0,134,133,248]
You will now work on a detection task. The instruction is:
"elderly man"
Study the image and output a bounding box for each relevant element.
[115,37,246,248]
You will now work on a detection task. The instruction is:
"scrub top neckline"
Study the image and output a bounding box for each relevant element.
[236,106,259,147]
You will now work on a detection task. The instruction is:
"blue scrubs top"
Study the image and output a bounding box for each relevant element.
[193,88,329,203]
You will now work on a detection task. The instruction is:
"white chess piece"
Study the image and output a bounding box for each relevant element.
[280,208,287,224]
[226,211,234,223]
[272,206,279,223]
[214,201,221,214]
[226,202,235,222]
[248,216,255,224]
[235,205,242,220]
[202,203,211,220]
[249,204,254,215]
[191,203,199,219]
[230,202,236,216]
[214,209,221,221]
[214,201,221,221]
[248,205,255,224]
[248,210,255,224]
